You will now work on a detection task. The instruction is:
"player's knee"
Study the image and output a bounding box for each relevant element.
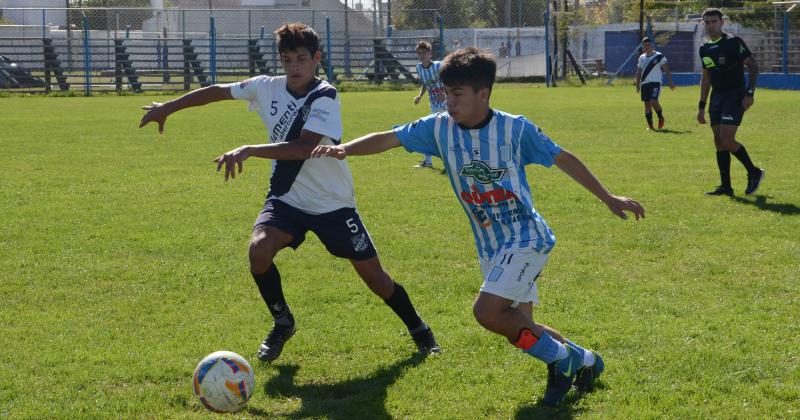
[472,300,496,329]
[248,235,278,271]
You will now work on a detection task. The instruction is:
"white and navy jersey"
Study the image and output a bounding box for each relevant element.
[637,52,667,85]
[393,110,562,260]
[227,76,355,214]
[416,61,446,112]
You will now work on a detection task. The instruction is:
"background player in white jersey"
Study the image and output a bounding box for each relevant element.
[634,37,675,130]
[412,41,446,168]
[139,23,439,361]
[312,46,645,406]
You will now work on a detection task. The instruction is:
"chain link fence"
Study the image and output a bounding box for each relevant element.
[1,1,798,93]
[554,3,800,83]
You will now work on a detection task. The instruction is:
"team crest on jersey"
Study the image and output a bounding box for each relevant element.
[459,160,507,184]
[351,233,369,252]
[301,104,311,122]
[718,56,726,65]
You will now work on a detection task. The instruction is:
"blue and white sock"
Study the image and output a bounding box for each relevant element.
[567,340,595,367]
[524,331,568,364]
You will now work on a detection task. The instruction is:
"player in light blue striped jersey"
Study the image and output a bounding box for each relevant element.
[312,46,645,406]
[412,41,446,168]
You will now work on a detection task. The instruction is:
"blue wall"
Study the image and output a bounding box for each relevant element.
[672,73,800,90]
[604,30,696,75]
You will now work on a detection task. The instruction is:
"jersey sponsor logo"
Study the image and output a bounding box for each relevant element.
[459,160,507,184]
[718,56,726,65]
[460,185,519,205]
[351,233,369,252]
[470,207,492,227]
[271,101,299,142]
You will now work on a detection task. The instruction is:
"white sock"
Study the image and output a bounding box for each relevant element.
[554,343,568,361]
[583,349,596,367]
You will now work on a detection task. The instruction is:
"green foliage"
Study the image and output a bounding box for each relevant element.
[1,86,799,418]
[393,0,546,30]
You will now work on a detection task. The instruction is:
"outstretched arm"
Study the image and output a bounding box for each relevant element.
[214,130,325,181]
[139,85,233,133]
[310,131,401,160]
[554,149,645,220]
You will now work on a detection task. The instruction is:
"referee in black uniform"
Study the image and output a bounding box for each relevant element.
[697,8,765,196]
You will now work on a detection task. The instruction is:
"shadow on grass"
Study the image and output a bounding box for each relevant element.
[514,378,606,420]
[654,128,692,135]
[731,194,800,215]
[255,354,426,419]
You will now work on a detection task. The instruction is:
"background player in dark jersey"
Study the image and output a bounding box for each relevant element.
[139,23,439,361]
[697,8,765,196]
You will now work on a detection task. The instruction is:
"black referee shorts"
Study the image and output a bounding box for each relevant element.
[709,87,746,126]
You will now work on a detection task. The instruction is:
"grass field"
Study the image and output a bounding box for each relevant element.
[1,84,799,419]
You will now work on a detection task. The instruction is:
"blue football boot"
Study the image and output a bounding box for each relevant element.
[575,351,605,393]
[542,344,584,406]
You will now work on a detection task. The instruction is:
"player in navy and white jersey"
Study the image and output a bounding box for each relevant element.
[139,23,439,361]
[411,41,446,168]
[312,46,645,406]
[697,8,764,196]
[634,37,675,130]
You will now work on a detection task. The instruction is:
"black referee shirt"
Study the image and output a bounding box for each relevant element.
[699,33,752,91]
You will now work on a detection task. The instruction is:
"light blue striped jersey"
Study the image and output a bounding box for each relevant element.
[394,110,561,260]
[416,61,446,112]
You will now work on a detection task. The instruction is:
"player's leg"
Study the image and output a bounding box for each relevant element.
[250,200,306,361]
[651,97,665,129]
[414,153,433,168]
[718,95,764,194]
[313,207,439,355]
[519,302,604,393]
[642,88,654,130]
[473,250,584,406]
[350,256,440,355]
[705,124,733,196]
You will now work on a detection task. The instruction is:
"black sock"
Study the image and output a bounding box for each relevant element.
[655,109,663,119]
[252,264,292,325]
[383,282,424,332]
[732,145,757,173]
[645,112,653,127]
[716,151,731,188]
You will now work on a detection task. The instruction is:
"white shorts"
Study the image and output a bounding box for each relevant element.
[479,249,549,306]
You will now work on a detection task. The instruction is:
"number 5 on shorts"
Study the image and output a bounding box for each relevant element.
[346,218,359,233]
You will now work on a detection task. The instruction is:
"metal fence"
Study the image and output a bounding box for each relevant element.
[550,3,800,84]
[1,2,798,94]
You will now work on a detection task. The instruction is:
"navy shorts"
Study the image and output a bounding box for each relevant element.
[640,82,661,102]
[709,88,745,126]
[253,198,378,261]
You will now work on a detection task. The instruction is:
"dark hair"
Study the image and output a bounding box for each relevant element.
[275,23,320,55]
[439,46,496,92]
[642,37,652,44]
[702,8,723,20]
[416,41,432,52]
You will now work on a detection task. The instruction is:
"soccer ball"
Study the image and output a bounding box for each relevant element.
[192,351,255,413]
